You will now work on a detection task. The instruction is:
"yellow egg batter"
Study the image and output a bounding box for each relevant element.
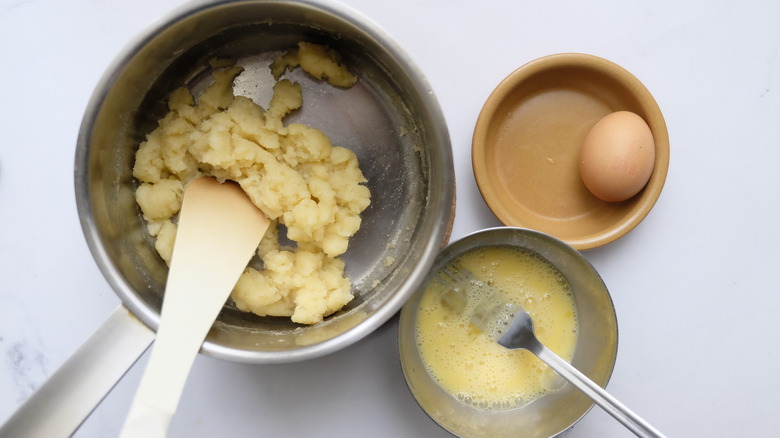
[415,246,578,411]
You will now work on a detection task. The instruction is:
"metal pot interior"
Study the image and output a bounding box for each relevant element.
[75,0,454,363]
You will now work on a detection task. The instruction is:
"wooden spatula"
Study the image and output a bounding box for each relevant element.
[120,176,270,437]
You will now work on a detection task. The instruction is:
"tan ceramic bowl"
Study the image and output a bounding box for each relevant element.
[472,53,669,250]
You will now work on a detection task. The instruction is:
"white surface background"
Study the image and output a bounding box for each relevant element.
[2,0,779,437]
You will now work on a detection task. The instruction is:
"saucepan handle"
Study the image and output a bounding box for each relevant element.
[0,305,155,438]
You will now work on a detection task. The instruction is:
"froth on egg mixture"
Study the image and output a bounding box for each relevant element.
[415,246,579,411]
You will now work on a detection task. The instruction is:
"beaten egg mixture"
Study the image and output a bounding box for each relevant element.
[415,246,578,410]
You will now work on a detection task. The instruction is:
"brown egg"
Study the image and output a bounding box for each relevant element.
[579,111,655,202]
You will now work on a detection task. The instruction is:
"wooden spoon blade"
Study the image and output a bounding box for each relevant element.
[120,176,270,438]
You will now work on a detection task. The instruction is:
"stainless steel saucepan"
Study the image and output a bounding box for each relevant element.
[1,1,455,436]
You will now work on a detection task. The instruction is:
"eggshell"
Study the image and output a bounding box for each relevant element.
[579,111,655,202]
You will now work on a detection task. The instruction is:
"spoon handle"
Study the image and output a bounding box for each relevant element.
[535,345,666,438]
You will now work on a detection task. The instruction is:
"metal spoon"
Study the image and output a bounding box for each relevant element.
[498,309,666,438]
[436,264,665,438]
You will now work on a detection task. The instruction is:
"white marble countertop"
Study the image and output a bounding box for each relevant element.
[2,0,780,436]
